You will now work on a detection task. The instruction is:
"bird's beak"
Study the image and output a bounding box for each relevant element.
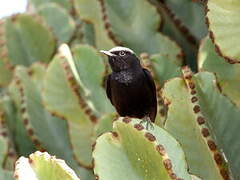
[100,50,116,57]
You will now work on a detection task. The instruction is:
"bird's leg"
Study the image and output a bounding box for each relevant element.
[139,116,154,130]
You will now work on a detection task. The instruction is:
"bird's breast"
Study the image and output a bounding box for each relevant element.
[113,70,141,85]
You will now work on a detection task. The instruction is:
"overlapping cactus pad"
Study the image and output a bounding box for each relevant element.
[0,0,239,180]
[14,151,80,180]
[93,117,193,180]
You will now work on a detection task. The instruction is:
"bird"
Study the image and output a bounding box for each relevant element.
[100,46,157,129]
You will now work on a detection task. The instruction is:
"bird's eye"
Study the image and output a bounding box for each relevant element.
[119,51,126,56]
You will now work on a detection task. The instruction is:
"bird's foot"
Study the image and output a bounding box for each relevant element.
[140,116,154,130]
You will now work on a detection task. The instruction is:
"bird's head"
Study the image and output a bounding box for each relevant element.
[100,46,140,72]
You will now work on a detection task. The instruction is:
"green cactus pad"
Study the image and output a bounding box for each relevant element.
[14,151,80,180]
[13,66,80,166]
[29,0,72,11]
[28,63,47,90]
[4,14,55,66]
[0,111,17,170]
[74,0,115,49]
[38,3,76,45]
[102,0,182,58]
[198,37,240,108]
[93,117,193,180]
[206,0,240,63]
[150,54,182,86]
[2,88,36,156]
[95,113,116,137]
[0,60,12,87]
[0,135,7,165]
[194,72,240,180]
[0,135,14,180]
[60,44,114,115]
[81,22,95,46]
[163,0,207,40]
[163,69,231,179]
[42,55,95,168]
[150,0,205,70]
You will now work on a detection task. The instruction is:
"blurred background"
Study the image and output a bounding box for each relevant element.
[0,0,27,18]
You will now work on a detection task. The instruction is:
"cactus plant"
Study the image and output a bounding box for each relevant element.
[3,14,56,66]
[93,117,194,180]
[14,151,80,180]
[37,3,76,45]
[0,0,239,180]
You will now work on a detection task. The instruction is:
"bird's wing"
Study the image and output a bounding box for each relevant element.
[142,68,157,122]
[105,74,113,104]
[142,68,156,97]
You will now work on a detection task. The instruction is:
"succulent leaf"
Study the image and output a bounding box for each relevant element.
[29,0,72,11]
[4,14,56,66]
[0,134,7,165]
[93,117,193,180]
[198,37,240,108]
[0,135,14,180]
[60,44,114,115]
[74,0,115,49]
[150,54,182,86]
[0,60,12,87]
[13,66,83,169]
[38,3,76,45]
[3,87,36,156]
[206,0,240,63]
[163,69,231,179]
[42,55,95,168]
[194,72,240,180]
[95,113,116,137]
[14,151,80,180]
[0,111,17,170]
[148,0,199,70]
[102,0,182,58]
[80,22,95,46]
[28,63,48,90]
[163,0,207,40]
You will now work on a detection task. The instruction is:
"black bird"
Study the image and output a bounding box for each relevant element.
[100,46,157,129]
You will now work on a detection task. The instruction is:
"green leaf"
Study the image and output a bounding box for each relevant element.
[74,0,115,49]
[163,70,230,179]
[149,0,200,70]
[150,54,182,86]
[38,3,76,45]
[14,66,84,172]
[95,113,116,137]
[206,0,240,63]
[5,85,36,156]
[0,60,12,87]
[163,0,207,40]
[4,14,55,66]
[81,22,95,46]
[93,117,192,180]
[103,0,182,58]
[42,55,95,168]
[194,72,240,180]
[28,63,48,90]
[29,0,72,11]
[198,37,240,108]
[0,135,14,180]
[60,44,114,115]
[0,135,8,165]
[0,108,17,170]
[0,169,14,180]
[14,151,80,180]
